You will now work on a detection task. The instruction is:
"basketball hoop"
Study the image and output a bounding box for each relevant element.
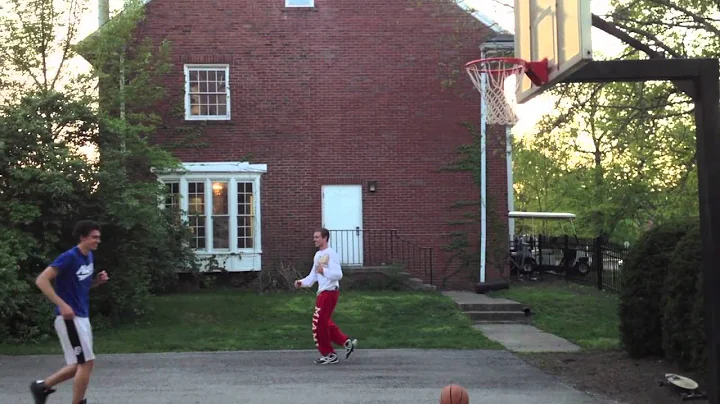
[465,57,527,126]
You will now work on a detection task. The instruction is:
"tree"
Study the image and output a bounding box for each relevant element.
[0,0,199,341]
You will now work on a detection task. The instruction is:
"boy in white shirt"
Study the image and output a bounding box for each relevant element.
[295,228,358,364]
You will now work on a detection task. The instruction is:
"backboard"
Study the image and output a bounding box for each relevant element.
[514,0,593,103]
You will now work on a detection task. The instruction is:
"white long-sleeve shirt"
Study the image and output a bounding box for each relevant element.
[300,247,343,294]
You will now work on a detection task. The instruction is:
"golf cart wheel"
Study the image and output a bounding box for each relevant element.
[574,262,591,276]
[522,259,536,273]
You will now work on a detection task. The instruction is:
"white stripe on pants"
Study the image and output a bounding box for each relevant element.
[54,316,95,365]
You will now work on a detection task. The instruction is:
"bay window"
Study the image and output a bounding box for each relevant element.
[158,162,267,271]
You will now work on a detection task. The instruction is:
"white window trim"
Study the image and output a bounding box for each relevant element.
[285,0,314,7]
[156,162,267,256]
[184,64,231,121]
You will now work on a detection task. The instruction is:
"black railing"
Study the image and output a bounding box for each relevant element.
[328,229,434,285]
[509,234,629,292]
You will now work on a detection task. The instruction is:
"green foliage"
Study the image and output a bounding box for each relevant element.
[0,0,199,340]
[0,231,54,344]
[440,122,505,286]
[661,222,705,371]
[0,91,98,343]
[688,272,706,373]
[513,80,695,244]
[618,220,693,358]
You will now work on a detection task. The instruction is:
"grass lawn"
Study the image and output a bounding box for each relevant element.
[489,281,621,350]
[0,290,502,355]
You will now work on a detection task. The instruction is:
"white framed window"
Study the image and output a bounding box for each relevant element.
[156,162,267,256]
[285,0,314,7]
[184,64,231,121]
[164,182,180,210]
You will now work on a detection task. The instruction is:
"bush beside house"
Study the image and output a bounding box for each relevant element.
[619,219,706,374]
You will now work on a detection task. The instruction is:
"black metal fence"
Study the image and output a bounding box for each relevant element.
[510,234,629,292]
[328,229,434,285]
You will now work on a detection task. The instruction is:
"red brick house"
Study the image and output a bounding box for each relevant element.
[85,0,512,290]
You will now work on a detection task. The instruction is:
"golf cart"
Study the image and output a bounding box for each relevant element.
[508,211,592,277]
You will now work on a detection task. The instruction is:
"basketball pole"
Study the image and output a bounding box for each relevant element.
[567,58,720,403]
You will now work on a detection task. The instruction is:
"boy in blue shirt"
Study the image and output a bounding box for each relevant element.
[30,220,109,404]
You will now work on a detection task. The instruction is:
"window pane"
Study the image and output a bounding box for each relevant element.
[164,182,180,210]
[187,68,229,117]
[213,216,229,249]
[188,182,205,214]
[189,216,206,250]
[212,182,228,214]
[237,216,253,249]
[237,182,254,249]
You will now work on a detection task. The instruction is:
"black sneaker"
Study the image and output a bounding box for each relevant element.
[313,353,339,365]
[29,380,56,404]
[344,338,357,359]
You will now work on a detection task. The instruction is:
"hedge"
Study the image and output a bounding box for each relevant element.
[619,220,694,358]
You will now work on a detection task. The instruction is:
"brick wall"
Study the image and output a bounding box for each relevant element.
[133,0,508,289]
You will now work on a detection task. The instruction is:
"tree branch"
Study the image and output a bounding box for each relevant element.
[610,17,685,58]
[590,14,696,99]
[644,0,720,37]
[51,0,81,90]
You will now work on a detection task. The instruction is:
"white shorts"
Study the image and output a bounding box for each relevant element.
[54,316,95,365]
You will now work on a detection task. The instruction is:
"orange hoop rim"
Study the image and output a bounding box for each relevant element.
[464,57,528,75]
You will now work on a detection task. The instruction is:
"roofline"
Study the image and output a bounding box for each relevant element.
[76,0,152,52]
[79,0,512,47]
[456,0,512,35]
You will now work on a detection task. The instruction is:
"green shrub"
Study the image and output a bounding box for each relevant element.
[662,225,705,368]
[688,272,706,373]
[0,230,55,343]
[619,220,693,358]
[0,0,199,342]
[661,222,703,369]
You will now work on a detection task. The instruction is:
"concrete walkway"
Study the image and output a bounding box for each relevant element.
[443,291,582,353]
[0,350,611,403]
[474,324,581,352]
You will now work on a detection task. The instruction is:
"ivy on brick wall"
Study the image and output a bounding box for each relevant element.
[439,122,508,288]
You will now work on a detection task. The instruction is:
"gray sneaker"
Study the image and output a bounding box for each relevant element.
[344,338,357,359]
[314,353,339,365]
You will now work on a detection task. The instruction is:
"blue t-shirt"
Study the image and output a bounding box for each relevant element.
[50,246,94,318]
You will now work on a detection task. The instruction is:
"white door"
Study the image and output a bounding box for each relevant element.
[322,185,363,266]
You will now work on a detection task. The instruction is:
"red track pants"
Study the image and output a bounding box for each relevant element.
[313,290,349,356]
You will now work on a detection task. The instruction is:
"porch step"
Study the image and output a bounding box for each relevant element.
[406,277,437,291]
[463,310,529,323]
[456,302,524,312]
[442,291,529,324]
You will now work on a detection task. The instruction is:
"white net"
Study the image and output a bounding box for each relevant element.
[465,59,524,126]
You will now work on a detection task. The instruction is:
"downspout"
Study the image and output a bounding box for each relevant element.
[507,126,515,238]
[479,50,488,284]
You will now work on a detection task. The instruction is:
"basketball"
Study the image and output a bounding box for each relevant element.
[439,384,469,404]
